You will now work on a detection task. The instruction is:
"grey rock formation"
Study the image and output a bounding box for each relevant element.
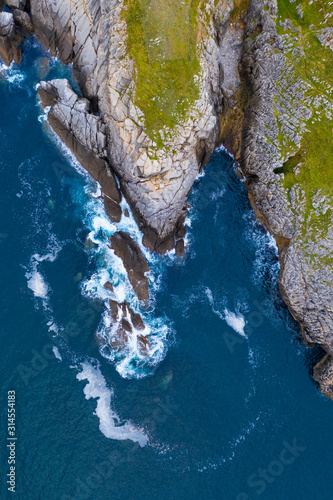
[12,9,33,36]
[38,79,122,211]
[0,12,14,37]
[0,11,22,65]
[239,0,333,396]
[110,231,149,304]
[106,299,149,357]
[4,0,26,10]
[29,0,233,251]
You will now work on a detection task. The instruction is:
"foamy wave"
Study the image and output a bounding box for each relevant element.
[26,269,48,299]
[71,182,171,378]
[224,308,246,338]
[41,119,172,379]
[0,62,25,85]
[205,287,247,338]
[53,346,62,361]
[76,361,148,446]
[25,235,63,301]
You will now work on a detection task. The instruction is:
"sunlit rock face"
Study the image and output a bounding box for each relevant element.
[30,0,234,251]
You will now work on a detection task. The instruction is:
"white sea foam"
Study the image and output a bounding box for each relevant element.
[205,288,247,339]
[224,308,247,338]
[26,270,48,299]
[74,183,170,378]
[76,362,148,446]
[26,235,63,300]
[0,62,25,85]
[53,346,62,361]
[42,119,171,378]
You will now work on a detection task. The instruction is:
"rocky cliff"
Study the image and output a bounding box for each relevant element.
[2,0,333,398]
[30,0,235,252]
[237,0,333,399]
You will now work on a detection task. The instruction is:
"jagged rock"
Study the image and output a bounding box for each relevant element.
[5,0,26,10]
[0,11,21,65]
[84,235,97,250]
[106,299,148,356]
[111,231,149,303]
[175,239,185,257]
[38,79,122,213]
[29,0,234,251]
[104,196,122,223]
[12,9,33,36]
[0,12,14,37]
[103,281,114,293]
[314,354,333,400]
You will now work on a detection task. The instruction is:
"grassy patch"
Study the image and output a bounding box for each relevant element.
[275,0,333,238]
[229,0,249,24]
[122,0,209,147]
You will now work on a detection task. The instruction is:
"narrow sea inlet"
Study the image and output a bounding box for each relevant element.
[1,40,333,500]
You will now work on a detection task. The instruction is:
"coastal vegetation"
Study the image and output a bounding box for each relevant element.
[122,0,206,147]
[275,0,333,238]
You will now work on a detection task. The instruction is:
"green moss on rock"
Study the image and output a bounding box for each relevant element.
[275,0,333,238]
[122,0,208,147]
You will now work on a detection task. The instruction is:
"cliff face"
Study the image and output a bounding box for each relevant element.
[30,0,234,251]
[239,0,333,397]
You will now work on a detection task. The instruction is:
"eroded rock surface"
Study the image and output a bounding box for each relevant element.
[0,11,22,65]
[29,0,234,250]
[38,79,122,212]
[238,0,333,396]
[111,231,149,304]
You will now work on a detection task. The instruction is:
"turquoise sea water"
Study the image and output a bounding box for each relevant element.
[1,40,333,500]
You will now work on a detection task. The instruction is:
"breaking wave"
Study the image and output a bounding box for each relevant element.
[76,361,148,446]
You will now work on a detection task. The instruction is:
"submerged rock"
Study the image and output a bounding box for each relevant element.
[111,231,149,304]
[105,299,149,357]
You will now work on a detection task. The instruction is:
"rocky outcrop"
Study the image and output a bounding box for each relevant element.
[238,0,333,397]
[38,79,122,215]
[12,9,33,36]
[110,231,149,304]
[105,299,150,356]
[0,11,22,65]
[29,0,234,251]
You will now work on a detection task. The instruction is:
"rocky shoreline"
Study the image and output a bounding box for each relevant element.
[2,0,333,398]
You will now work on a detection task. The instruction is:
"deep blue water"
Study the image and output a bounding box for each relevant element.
[1,40,333,500]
